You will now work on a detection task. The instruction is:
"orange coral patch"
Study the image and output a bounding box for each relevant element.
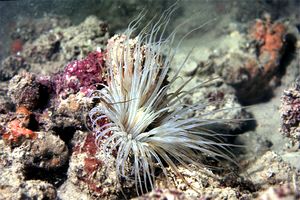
[2,119,36,145]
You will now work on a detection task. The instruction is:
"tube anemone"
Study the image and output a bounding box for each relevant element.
[89,6,235,195]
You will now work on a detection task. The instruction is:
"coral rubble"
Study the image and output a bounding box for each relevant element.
[280,77,300,143]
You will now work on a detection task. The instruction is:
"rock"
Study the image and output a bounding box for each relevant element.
[244,151,297,189]
[0,138,59,200]
[22,16,109,75]
[11,180,57,200]
[1,16,110,81]
[282,152,300,170]
[8,72,46,110]
[136,189,187,200]
[173,65,250,133]
[21,131,68,169]
[212,16,291,105]
[0,55,30,81]
[189,80,249,132]
[155,165,253,200]
[0,139,25,190]
[10,15,71,44]
[1,106,37,147]
[58,180,91,200]
[280,77,300,143]
[258,184,298,200]
[0,94,13,114]
[66,131,133,199]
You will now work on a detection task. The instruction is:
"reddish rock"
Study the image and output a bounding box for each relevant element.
[84,157,103,174]
[250,16,286,74]
[2,119,36,147]
[2,107,37,147]
[214,15,288,104]
[10,39,23,54]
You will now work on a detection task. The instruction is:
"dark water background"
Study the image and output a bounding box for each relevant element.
[0,0,299,61]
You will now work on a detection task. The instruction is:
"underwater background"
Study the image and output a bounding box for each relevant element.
[0,0,300,199]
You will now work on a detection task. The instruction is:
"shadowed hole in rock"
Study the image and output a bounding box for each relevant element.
[27,114,39,131]
[32,151,55,165]
[277,33,297,78]
[22,127,76,188]
[53,126,77,148]
[219,173,258,193]
[38,84,51,110]
[46,41,61,60]
[23,163,69,188]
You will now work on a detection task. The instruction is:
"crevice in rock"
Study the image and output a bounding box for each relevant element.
[53,126,77,148]
[23,162,69,188]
